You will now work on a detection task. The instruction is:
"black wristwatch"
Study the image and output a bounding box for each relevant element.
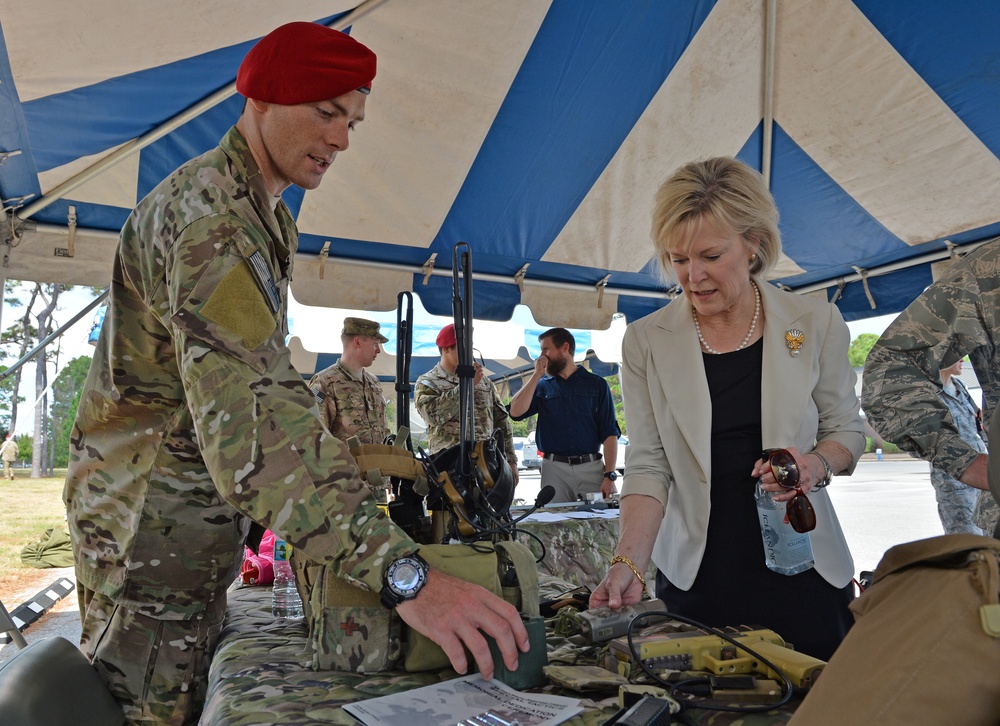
[379,552,429,609]
[603,471,618,482]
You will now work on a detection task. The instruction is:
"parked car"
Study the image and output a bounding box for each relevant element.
[522,432,542,469]
[616,435,629,473]
[512,437,528,470]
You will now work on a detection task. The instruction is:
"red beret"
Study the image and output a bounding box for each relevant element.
[436,324,457,348]
[236,22,376,105]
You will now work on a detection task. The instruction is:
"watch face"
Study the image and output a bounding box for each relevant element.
[391,561,421,591]
[388,555,428,597]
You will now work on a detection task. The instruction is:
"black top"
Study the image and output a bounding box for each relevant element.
[654,338,853,661]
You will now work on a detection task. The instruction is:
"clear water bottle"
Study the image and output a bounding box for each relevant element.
[271,538,304,619]
[754,479,814,576]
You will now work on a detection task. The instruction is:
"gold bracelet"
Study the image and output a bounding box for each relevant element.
[610,554,649,598]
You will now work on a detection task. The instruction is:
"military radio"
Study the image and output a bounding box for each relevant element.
[604,623,826,689]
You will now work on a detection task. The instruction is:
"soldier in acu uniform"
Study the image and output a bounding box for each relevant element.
[309,317,389,445]
[414,324,519,485]
[63,22,527,725]
[863,240,1000,536]
[929,359,988,535]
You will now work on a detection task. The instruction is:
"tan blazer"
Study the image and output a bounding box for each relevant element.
[620,280,865,589]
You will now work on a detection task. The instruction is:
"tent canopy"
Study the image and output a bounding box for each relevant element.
[0,0,997,328]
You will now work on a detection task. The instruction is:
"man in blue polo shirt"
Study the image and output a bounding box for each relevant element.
[509,327,621,503]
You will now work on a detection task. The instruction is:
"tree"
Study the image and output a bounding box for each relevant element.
[15,432,31,464]
[848,333,880,368]
[1,283,40,436]
[606,372,625,436]
[31,284,64,477]
[51,356,92,468]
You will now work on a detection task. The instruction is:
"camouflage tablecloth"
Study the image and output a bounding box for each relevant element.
[201,577,799,725]
[515,505,658,589]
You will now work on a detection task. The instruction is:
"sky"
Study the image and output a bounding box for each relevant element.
[1,284,899,436]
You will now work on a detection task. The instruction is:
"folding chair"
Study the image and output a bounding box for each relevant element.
[0,596,125,726]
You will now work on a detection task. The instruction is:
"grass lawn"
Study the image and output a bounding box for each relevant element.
[0,469,70,601]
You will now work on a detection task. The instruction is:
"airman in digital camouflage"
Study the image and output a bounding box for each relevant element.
[63,22,527,724]
[309,317,389,445]
[414,324,519,484]
[929,360,987,535]
[862,240,1000,535]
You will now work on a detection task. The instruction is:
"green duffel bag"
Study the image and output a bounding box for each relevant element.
[20,527,74,569]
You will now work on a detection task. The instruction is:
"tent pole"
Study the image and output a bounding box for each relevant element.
[762,0,777,187]
[15,0,394,224]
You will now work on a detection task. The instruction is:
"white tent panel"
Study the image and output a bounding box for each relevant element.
[547,0,768,275]
[38,143,139,210]
[778,0,1000,246]
[295,0,552,247]
[1,1,358,102]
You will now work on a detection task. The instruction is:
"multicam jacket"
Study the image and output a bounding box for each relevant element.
[309,360,388,445]
[863,240,1000,480]
[63,127,415,620]
[413,363,517,465]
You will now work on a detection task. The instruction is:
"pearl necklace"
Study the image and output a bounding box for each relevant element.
[692,281,761,355]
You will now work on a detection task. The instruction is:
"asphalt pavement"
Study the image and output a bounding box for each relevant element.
[1,458,945,663]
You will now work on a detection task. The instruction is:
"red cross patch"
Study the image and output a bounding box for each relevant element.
[340,617,362,637]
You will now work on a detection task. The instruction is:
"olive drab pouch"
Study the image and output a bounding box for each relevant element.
[291,551,404,673]
[788,534,1000,725]
[403,540,539,672]
[292,540,538,674]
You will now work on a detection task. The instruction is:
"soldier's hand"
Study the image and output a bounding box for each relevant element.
[396,569,529,679]
[533,355,548,377]
[473,362,484,385]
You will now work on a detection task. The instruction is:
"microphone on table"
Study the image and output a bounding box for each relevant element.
[509,485,555,525]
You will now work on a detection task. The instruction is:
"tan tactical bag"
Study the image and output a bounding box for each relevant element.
[292,540,539,674]
[789,533,1000,725]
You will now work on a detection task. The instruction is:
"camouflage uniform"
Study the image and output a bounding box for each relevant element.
[413,363,517,467]
[309,360,388,445]
[930,377,987,534]
[862,240,1000,535]
[63,127,416,724]
[0,437,16,480]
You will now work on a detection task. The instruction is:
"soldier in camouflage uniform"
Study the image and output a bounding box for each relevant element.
[63,23,527,725]
[414,324,519,484]
[862,240,999,536]
[929,360,987,535]
[309,317,389,445]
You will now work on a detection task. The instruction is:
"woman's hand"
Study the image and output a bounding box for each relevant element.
[590,493,662,610]
[754,444,848,499]
[753,446,822,500]
[589,560,646,610]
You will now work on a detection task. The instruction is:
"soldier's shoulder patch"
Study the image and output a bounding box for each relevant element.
[201,261,276,350]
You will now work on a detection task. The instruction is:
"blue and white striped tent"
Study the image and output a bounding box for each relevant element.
[0,1,997,329]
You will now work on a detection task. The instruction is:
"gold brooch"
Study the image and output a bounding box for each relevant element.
[785,329,804,357]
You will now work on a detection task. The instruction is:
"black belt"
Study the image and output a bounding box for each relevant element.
[543,452,601,465]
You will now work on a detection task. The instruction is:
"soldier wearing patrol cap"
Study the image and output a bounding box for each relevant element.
[64,21,528,723]
[309,317,389,444]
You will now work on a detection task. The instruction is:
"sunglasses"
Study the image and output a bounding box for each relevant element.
[761,448,817,533]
